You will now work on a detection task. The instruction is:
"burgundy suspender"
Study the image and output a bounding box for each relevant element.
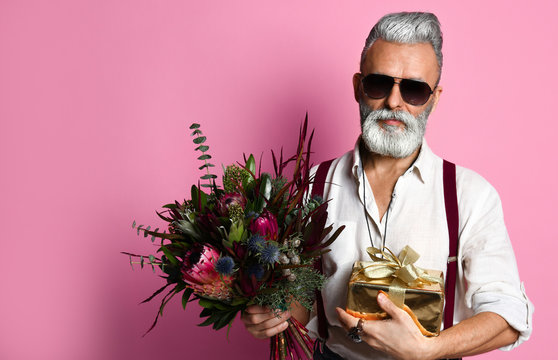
[312,159,334,340]
[443,160,459,330]
[312,159,459,341]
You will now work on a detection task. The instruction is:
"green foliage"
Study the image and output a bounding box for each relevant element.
[255,265,325,312]
[189,123,216,190]
[196,296,246,330]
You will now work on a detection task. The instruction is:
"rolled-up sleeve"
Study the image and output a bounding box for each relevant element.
[457,169,533,350]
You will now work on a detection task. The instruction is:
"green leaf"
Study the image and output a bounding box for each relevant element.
[143,225,151,237]
[229,221,244,243]
[193,136,206,144]
[129,256,134,269]
[191,129,202,136]
[198,298,215,309]
[198,313,220,327]
[182,288,193,309]
[162,203,178,209]
[189,123,200,129]
[259,173,272,200]
[245,154,256,174]
[160,246,178,266]
[199,163,215,170]
[213,310,238,330]
[200,184,213,188]
[140,256,144,269]
[197,154,212,160]
[132,220,136,228]
[195,145,209,152]
[200,307,213,317]
[200,174,217,180]
[149,255,156,263]
[231,297,248,306]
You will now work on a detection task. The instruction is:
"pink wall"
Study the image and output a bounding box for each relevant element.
[0,1,554,359]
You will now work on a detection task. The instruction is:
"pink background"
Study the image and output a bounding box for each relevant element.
[0,1,555,359]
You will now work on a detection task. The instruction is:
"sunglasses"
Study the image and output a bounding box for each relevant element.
[360,74,435,106]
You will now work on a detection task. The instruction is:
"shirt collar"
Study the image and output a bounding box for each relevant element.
[351,137,436,184]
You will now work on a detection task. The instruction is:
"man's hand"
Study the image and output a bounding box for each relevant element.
[336,292,433,360]
[337,292,519,359]
[241,305,290,339]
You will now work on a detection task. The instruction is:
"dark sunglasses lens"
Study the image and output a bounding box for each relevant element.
[362,74,393,99]
[400,79,432,105]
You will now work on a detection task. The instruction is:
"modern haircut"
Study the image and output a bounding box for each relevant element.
[361,12,443,84]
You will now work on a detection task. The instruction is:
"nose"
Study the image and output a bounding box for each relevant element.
[385,80,404,110]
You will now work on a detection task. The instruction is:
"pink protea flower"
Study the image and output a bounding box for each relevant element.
[217,192,246,218]
[182,245,233,300]
[250,209,278,240]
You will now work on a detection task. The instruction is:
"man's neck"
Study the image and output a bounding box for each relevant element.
[360,141,421,178]
[360,141,422,221]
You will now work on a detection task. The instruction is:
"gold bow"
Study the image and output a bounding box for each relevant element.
[356,245,441,308]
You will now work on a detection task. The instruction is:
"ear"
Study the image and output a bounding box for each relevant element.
[352,73,362,103]
[429,85,443,113]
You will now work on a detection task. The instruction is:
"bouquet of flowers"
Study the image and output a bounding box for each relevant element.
[124,116,344,359]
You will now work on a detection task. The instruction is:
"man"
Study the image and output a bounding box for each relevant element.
[241,12,532,359]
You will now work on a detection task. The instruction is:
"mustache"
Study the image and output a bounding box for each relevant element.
[365,108,416,125]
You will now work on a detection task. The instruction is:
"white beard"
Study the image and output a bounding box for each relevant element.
[359,101,432,158]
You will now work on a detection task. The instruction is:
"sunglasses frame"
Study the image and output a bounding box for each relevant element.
[360,73,435,106]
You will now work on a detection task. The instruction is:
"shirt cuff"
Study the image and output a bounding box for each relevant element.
[472,282,533,350]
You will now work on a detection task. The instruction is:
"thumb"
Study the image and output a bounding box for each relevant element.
[377,291,404,319]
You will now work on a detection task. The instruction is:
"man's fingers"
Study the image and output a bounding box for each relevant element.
[335,307,360,331]
[242,308,290,325]
[251,318,290,339]
[241,308,291,339]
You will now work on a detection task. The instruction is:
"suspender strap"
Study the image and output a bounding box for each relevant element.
[312,159,334,340]
[443,160,459,331]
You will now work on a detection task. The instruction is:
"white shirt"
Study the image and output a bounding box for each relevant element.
[306,139,533,360]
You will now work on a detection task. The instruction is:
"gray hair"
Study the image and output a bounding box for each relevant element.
[360,12,443,83]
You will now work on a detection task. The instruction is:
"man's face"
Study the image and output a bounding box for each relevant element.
[353,39,443,158]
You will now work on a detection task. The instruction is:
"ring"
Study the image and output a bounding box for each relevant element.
[347,318,365,343]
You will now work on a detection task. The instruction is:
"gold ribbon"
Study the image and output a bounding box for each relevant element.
[356,246,442,308]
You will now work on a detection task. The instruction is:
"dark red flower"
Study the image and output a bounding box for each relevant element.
[249,210,278,240]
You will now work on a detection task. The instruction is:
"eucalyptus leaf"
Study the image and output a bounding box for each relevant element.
[199,163,215,170]
[193,136,206,144]
[196,145,209,152]
[132,220,136,228]
[200,174,217,180]
[197,154,212,160]
[189,123,200,129]
[191,129,202,136]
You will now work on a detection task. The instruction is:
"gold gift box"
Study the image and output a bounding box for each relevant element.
[346,261,445,336]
